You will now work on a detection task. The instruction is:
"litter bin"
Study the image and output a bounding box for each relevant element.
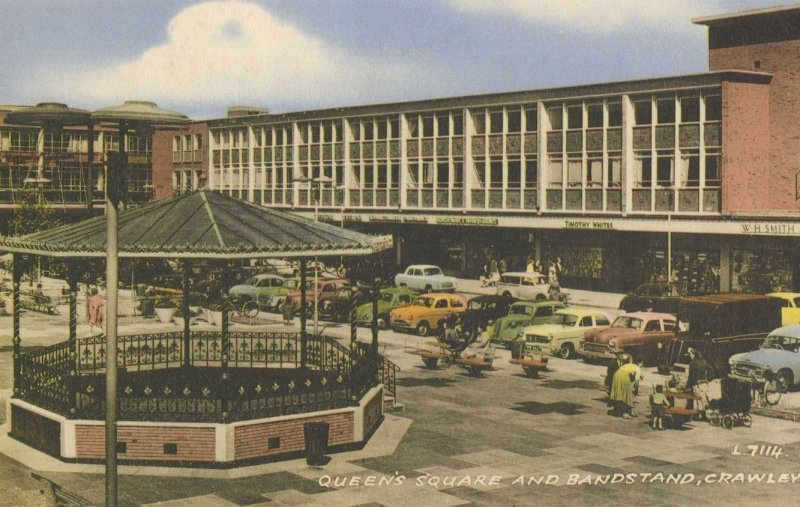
[303,421,330,466]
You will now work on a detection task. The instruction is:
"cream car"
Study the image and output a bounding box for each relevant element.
[495,272,550,300]
[521,308,612,359]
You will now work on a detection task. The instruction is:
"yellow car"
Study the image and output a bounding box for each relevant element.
[767,292,800,326]
[389,293,467,336]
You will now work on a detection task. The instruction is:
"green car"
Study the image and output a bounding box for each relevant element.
[484,300,566,348]
[256,277,301,311]
[356,288,418,329]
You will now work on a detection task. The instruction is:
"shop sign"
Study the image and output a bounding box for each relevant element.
[369,215,402,223]
[435,217,499,226]
[401,216,428,224]
[740,223,798,235]
[316,214,335,222]
[343,215,363,222]
[563,219,614,230]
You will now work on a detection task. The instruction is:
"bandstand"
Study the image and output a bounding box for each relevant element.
[0,190,395,467]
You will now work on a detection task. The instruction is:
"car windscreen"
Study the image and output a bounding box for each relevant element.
[509,304,533,316]
[468,300,484,310]
[611,316,642,329]
[412,297,434,308]
[553,313,579,326]
[380,293,393,302]
[423,268,443,276]
[763,335,800,352]
[243,277,259,286]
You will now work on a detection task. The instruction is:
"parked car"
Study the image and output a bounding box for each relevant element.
[288,278,350,313]
[495,272,550,300]
[618,282,684,314]
[322,285,378,323]
[394,265,456,293]
[461,295,518,338]
[355,287,418,329]
[485,300,565,348]
[521,307,613,359]
[579,311,677,364]
[729,325,800,389]
[389,293,467,336]
[256,277,301,310]
[663,294,783,377]
[229,274,286,303]
[766,292,800,326]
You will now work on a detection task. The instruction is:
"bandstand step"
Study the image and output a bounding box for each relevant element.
[383,395,404,412]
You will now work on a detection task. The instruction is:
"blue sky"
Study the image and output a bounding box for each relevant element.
[0,0,784,119]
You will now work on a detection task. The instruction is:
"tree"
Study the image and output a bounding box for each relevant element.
[9,188,61,236]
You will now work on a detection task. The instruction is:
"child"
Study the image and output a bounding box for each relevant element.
[651,384,670,430]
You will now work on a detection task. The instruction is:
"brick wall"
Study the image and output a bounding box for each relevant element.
[75,424,216,462]
[234,413,354,461]
[151,131,173,200]
[710,39,800,211]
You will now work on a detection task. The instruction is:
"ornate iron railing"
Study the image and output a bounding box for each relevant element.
[17,331,381,423]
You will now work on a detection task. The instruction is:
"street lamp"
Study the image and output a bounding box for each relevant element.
[293,175,332,336]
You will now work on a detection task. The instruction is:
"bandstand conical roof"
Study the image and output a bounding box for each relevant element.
[0,190,392,259]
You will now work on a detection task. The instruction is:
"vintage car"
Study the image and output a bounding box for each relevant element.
[394,264,456,293]
[618,282,684,314]
[579,311,677,364]
[729,325,800,388]
[229,274,286,303]
[256,277,301,310]
[287,277,350,313]
[485,300,565,348]
[663,294,783,377]
[766,292,800,326]
[355,287,417,329]
[389,292,467,336]
[520,307,613,359]
[461,295,519,338]
[495,271,550,300]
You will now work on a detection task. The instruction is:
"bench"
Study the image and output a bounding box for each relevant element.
[405,346,452,368]
[19,292,59,315]
[510,356,549,378]
[31,472,90,506]
[455,355,493,377]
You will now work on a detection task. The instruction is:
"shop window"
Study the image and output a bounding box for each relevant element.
[507,159,521,188]
[567,105,583,129]
[490,158,503,188]
[452,114,463,136]
[548,156,563,186]
[490,110,503,134]
[681,97,700,123]
[607,102,622,127]
[507,107,522,133]
[587,104,603,128]
[657,98,675,124]
[607,154,621,187]
[437,113,450,136]
[680,150,700,186]
[656,151,674,186]
[567,156,582,187]
[525,157,538,188]
[705,95,722,122]
[587,155,603,187]
[471,110,486,135]
[525,107,538,131]
[634,101,652,125]
[635,154,652,187]
[422,116,434,137]
[548,106,563,130]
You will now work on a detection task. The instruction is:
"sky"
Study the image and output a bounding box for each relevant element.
[0,0,787,120]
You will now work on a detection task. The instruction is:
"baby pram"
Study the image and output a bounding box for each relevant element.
[696,378,753,429]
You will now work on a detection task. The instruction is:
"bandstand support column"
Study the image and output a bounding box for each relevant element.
[300,260,307,369]
[86,121,94,211]
[68,264,79,415]
[12,254,21,397]
[182,262,191,368]
[220,267,230,422]
[371,281,379,353]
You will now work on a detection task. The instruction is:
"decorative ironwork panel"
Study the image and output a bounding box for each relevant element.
[547,132,563,153]
[506,134,521,154]
[471,189,485,208]
[265,147,272,160]
[523,189,538,209]
[421,139,433,157]
[704,123,721,147]
[655,126,675,149]
[322,144,332,160]
[524,133,537,153]
[585,189,603,210]
[421,189,433,207]
[363,191,374,207]
[565,189,582,210]
[632,189,651,211]
[376,142,387,159]
[435,190,448,208]
[679,125,700,148]
[586,130,603,151]
[349,191,361,207]
[375,191,387,207]
[678,189,700,212]
[546,189,563,210]
[310,145,320,160]
[471,136,485,155]
[654,189,674,212]
[335,144,344,159]
[488,135,503,155]
[350,144,360,160]
[299,148,308,162]
[436,138,449,157]
[275,147,283,160]
[452,138,463,156]
[407,190,419,207]
[605,189,622,211]
[451,189,464,208]
[633,127,651,150]
[703,189,721,213]
[487,189,502,208]
[388,189,399,207]
[363,143,374,159]
[285,147,293,159]
[389,141,400,158]
[607,129,622,151]
[566,131,583,152]
[407,140,418,158]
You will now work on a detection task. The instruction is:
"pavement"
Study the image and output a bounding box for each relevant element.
[1,276,800,505]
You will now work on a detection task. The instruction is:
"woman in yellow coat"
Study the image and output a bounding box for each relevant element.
[609,354,642,418]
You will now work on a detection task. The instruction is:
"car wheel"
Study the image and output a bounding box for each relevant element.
[416,321,430,337]
[777,369,793,391]
[376,315,388,330]
[398,283,407,288]
[523,366,539,378]
[502,291,513,299]
[424,284,433,293]
[423,357,439,369]
[535,293,546,301]
[558,343,575,360]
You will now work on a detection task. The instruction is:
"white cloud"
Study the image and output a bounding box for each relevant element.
[19,1,440,114]
[447,0,727,34]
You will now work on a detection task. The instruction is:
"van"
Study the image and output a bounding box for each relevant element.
[495,272,549,300]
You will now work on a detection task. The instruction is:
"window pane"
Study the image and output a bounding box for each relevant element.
[490,158,503,187]
[507,108,521,132]
[507,159,521,188]
[656,151,674,186]
[437,113,449,136]
[657,98,675,124]
[705,95,722,121]
[407,115,419,138]
[548,157,563,185]
[472,111,485,134]
[389,117,399,139]
[437,162,449,186]
[525,107,538,131]
[490,110,503,134]
[567,105,583,129]
[473,161,486,188]
[681,150,700,186]
[567,157,582,186]
[422,116,434,137]
[681,97,700,122]
[634,101,652,125]
[548,107,563,130]
[364,122,374,141]
[607,154,621,186]
[587,104,603,128]
[453,114,463,135]
[453,161,463,186]
[635,154,652,187]
[377,120,387,140]
[705,152,721,185]
[587,156,603,186]
[406,163,418,188]
[607,102,622,127]
[525,157,538,187]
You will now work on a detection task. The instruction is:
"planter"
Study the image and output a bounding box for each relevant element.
[189,305,202,315]
[174,316,197,328]
[206,310,223,328]
[155,307,176,324]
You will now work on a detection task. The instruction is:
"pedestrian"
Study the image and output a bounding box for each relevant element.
[490,258,498,276]
[281,297,295,325]
[548,263,561,301]
[686,347,712,389]
[88,287,105,329]
[609,354,642,418]
[533,259,542,273]
[498,257,507,275]
[604,353,624,393]
[651,384,670,430]
[555,256,564,278]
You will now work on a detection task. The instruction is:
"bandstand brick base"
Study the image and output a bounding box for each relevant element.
[8,386,384,467]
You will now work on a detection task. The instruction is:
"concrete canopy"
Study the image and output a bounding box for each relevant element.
[0,190,392,258]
